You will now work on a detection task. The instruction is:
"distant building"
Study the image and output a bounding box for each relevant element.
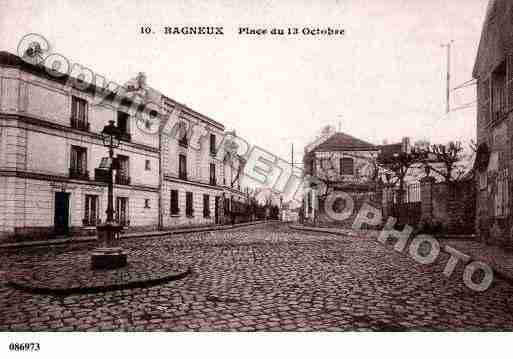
[473,0,513,246]
[302,131,380,224]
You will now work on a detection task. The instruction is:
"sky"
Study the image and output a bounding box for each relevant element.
[0,0,489,164]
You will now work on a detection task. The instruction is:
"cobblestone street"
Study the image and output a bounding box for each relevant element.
[1,223,513,331]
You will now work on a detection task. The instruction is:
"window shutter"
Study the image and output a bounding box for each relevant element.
[481,78,490,127]
[71,97,77,119]
[340,157,354,175]
[508,55,513,111]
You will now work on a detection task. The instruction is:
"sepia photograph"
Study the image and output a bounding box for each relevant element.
[0,0,512,357]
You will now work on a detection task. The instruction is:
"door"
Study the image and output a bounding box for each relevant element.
[116,197,128,226]
[215,196,220,224]
[54,192,70,235]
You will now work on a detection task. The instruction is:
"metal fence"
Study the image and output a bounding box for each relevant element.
[392,183,421,204]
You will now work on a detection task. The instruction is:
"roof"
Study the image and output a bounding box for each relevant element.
[310,132,378,152]
[472,0,513,79]
[0,51,225,130]
[0,51,147,109]
[162,95,224,130]
[378,142,403,158]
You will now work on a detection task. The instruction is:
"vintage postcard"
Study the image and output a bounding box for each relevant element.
[0,0,511,357]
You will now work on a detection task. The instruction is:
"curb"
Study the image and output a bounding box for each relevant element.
[289,225,371,239]
[1,220,280,250]
[289,224,513,286]
[8,268,191,296]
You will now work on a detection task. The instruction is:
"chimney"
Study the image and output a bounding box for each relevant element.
[402,137,411,153]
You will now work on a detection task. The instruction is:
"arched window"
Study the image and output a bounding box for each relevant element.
[340,157,354,175]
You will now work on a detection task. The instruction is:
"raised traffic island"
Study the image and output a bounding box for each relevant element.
[7,253,189,295]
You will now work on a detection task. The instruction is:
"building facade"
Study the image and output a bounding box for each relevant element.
[473,0,513,247]
[0,51,248,242]
[302,132,380,225]
[159,97,248,228]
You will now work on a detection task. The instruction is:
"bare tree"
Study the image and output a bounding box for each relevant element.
[376,149,424,205]
[424,141,467,183]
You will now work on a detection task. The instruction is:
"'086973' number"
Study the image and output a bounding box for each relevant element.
[9,343,40,351]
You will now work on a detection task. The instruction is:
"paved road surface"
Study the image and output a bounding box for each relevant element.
[1,223,513,331]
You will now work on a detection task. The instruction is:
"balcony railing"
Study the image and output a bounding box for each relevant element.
[70,117,90,132]
[115,174,131,185]
[69,168,89,180]
[94,168,110,183]
[82,217,100,227]
[118,218,130,227]
[119,132,131,142]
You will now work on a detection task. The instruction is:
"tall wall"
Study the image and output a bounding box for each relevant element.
[419,178,476,235]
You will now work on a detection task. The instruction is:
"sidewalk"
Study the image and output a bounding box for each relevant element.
[0,220,278,250]
[290,224,513,284]
[289,224,380,239]
[444,240,513,283]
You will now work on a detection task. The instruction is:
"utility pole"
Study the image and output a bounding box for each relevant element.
[291,142,294,170]
[441,41,454,114]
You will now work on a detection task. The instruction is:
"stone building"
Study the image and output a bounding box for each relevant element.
[159,97,248,228]
[473,0,513,246]
[302,131,380,225]
[0,51,248,241]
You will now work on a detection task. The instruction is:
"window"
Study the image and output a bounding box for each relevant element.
[115,155,130,185]
[491,61,507,126]
[340,157,354,175]
[179,154,187,180]
[170,189,179,215]
[116,197,129,226]
[70,145,88,179]
[210,134,217,156]
[144,199,150,209]
[203,194,210,218]
[178,122,188,147]
[83,194,98,226]
[186,191,193,217]
[494,169,509,218]
[117,111,131,141]
[145,159,151,171]
[209,163,216,185]
[71,96,88,130]
[478,78,491,128]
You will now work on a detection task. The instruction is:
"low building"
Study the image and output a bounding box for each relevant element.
[302,131,380,225]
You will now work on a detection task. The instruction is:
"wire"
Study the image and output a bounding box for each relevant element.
[450,101,477,112]
[452,79,477,91]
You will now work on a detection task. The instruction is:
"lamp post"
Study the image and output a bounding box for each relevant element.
[91,120,127,270]
[310,182,318,227]
[100,120,121,236]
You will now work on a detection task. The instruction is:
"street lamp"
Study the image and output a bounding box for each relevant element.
[101,120,121,148]
[100,120,121,228]
[91,120,127,270]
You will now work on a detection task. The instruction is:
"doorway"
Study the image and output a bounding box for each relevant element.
[215,196,220,224]
[54,192,70,236]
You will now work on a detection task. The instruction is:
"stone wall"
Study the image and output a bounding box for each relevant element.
[419,177,475,234]
[316,191,383,229]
